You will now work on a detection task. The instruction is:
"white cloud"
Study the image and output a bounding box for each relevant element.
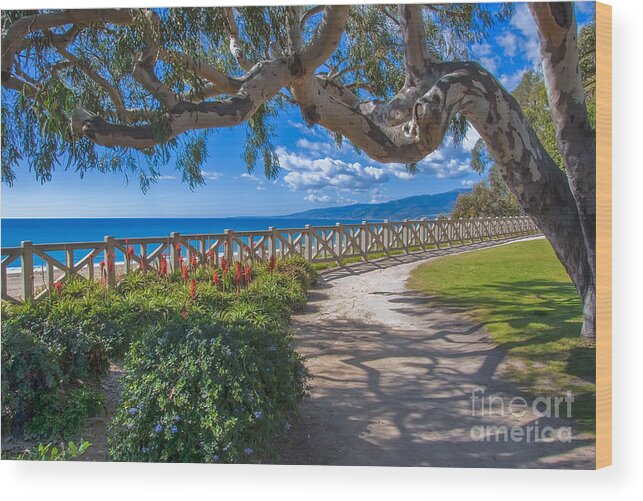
[511,3,538,38]
[462,127,481,152]
[496,31,518,58]
[509,4,542,67]
[240,173,260,182]
[296,138,337,156]
[418,157,471,180]
[304,191,332,204]
[480,55,500,74]
[461,179,477,188]
[472,42,500,73]
[157,175,177,181]
[277,147,410,193]
[471,42,493,56]
[240,172,267,191]
[500,69,527,91]
[200,170,221,181]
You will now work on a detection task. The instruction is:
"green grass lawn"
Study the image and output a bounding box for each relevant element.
[407,238,596,431]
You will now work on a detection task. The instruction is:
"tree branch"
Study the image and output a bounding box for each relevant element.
[71,56,294,149]
[299,5,350,76]
[300,6,325,28]
[54,43,131,122]
[398,4,429,86]
[132,10,178,108]
[158,49,243,98]
[2,9,134,83]
[223,7,254,72]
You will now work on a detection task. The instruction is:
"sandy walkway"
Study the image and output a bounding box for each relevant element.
[275,237,595,468]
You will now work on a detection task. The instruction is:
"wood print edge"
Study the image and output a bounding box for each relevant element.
[595,0,612,470]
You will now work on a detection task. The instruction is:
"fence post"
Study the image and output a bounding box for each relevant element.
[384,220,391,257]
[66,248,75,277]
[305,225,313,262]
[21,241,34,302]
[403,219,410,254]
[268,227,277,259]
[141,243,148,273]
[170,232,181,272]
[335,223,343,264]
[104,236,116,288]
[361,221,369,260]
[224,229,234,263]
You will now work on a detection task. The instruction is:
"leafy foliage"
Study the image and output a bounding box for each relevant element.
[451,165,523,218]
[2,257,317,461]
[110,316,305,463]
[1,5,515,188]
[16,439,91,461]
[25,387,104,439]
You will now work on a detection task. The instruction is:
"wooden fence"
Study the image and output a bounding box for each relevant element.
[1,216,540,303]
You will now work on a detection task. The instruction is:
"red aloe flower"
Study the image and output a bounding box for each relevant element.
[235,262,242,293]
[54,280,63,294]
[212,271,220,287]
[245,264,252,284]
[181,306,188,319]
[178,255,184,266]
[160,254,168,276]
[182,265,189,282]
[189,278,197,299]
[190,254,198,269]
[269,255,276,273]
[221,256,228,274]
[176,242,182,253]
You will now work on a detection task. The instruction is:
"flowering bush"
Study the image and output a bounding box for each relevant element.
[109,315,305,463]
[2,254,317,460]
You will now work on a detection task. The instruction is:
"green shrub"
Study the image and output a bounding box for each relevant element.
[274,256,318,289]
[2,259,311,457]
[109,316,305,463]
[25,387,104,439]
[1,322,62,435]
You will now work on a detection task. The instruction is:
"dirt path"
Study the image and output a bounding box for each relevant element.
[78,364,123,461]
[275,237,595,468]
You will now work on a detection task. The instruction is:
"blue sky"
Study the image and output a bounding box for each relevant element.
[1,2,595,218]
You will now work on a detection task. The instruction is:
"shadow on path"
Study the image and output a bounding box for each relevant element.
[272,236,595,468]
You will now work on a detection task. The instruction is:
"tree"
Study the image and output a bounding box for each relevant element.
[457,19,596,220]
[511,20,596,171]
[452,166,523,219]
[1,4,597,337]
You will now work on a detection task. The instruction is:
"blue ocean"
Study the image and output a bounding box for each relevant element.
[1,217,362,269]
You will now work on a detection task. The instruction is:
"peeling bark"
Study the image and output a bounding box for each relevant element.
[530,2,596,279]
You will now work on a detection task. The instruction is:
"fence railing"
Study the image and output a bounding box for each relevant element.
[1,216,540,303]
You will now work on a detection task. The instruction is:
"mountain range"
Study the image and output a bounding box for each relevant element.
[285,189,469,220]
